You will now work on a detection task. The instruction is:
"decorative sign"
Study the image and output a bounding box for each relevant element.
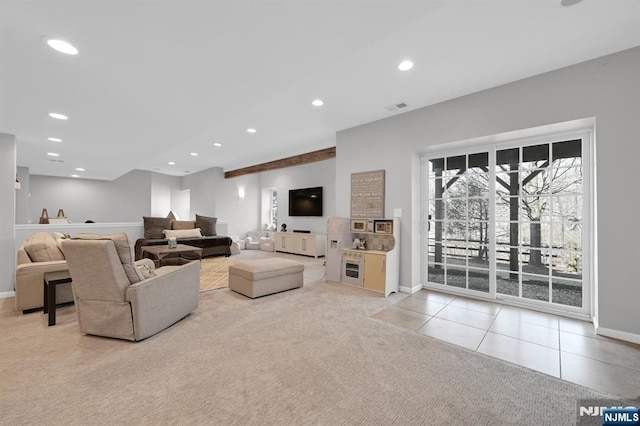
[350,170,385,218]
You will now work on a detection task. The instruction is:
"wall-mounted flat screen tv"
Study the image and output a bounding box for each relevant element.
[289,186,323,217]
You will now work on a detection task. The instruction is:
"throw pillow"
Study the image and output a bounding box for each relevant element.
[171,220,196,230]
[196,214,217,236]
[163,228,203,239]
[143,217,171,239]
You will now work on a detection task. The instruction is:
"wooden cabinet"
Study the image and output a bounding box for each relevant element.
[275,233,294,252]
[275,232,325,258]
[364,253,386,293]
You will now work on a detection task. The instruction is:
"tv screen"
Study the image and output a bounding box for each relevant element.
[289,187,323,217]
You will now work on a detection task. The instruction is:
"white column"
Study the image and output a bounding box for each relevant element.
[0,133,16,296]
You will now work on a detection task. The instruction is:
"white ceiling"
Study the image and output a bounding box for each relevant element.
[2,0,640,181]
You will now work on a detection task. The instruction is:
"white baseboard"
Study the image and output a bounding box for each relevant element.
[596,326,640,345]
[0,291,15,299]
[399,284,422,294]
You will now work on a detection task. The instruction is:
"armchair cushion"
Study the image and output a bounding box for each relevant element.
[73,233,142,284]
[196,214,217,236]
[23,232,65,262]
[143,216,172,239]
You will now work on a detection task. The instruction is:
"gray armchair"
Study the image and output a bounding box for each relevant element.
[62,233,200,341]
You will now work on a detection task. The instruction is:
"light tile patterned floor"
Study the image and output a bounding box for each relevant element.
[373,289,640,400]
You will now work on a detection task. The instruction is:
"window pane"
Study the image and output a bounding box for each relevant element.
[551,222,582,251]
[467,244,490,269]
[496,148,519,168]
[550,167,582,194]
[446,155,466,176]
[523,144,549,168]
[428,263,445,284]
[446,265,466,288]
[445,221,467,241]
[429,158,445,177]
[446,175,467,198]
[552,277,582,307]
[468,268,490,293]
[552,195,582,222]
[467,173,489,197]
[551,249,582,279]
[552,139,581,164]
[496,172,518,197]
[521,169,550,195]
[521,220,550,249]
[521,196,550,222]
[469,152,489,169]
[496,196,517,222]
[522,273,549,302]
[496,270,519,296]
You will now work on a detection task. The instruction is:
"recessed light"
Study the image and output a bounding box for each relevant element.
[190,152,198,156]
[71,174,80,178]
[398,60,414,71]
[247,128,257,134]
[312,99,324,107]
[47,137,63,142]
[560,0,583,5]
[213,142,223,147]
[75,167,85,171]
[43,37,78,55]
[47,152,60,157]
[168,161,176,165]
[48,112,68,120]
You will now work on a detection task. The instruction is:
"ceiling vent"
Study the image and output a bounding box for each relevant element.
[385,102,408,112]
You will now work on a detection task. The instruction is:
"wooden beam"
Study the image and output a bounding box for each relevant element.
[224,147,336,179]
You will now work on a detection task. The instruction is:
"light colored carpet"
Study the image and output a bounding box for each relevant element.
[0,251,618,425]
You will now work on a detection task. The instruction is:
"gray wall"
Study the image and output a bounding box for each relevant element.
[336,46,640,337]
[28,170,153,223]
[1,133,16,295]
[260,159,336,234]
[15,166,29,224]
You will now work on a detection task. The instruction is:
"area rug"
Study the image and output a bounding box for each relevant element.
[199,257,241,292]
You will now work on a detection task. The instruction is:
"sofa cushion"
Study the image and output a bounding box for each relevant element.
[164,228,202,239]
[74,233,142,284]
[143,217,172,239]
[171,220,195,230]
[196,214,217,237]
[23,232,65,262]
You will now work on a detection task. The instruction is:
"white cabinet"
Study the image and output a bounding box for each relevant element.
[275,232,325,258]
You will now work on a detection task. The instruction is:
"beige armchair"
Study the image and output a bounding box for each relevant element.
[62,233,200,341]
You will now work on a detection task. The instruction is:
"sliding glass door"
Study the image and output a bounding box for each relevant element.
[427,151,493,297]
[424,131,590,315]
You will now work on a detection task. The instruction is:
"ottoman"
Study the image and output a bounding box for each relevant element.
[229,258,304,298]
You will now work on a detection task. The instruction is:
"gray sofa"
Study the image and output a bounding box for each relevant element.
[134,216,232,261]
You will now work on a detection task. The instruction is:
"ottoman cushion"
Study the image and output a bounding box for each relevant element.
[229,258,304,298]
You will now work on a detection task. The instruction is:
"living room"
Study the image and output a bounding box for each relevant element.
[2,1,640,424]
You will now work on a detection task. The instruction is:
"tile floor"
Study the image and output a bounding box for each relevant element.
[373,289,640,400]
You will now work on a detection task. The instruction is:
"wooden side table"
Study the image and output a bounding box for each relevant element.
[43,270,73,326]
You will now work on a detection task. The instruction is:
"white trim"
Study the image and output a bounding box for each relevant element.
[0,291,15,299]
[400,284,423,294]
[596,327,640,345]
